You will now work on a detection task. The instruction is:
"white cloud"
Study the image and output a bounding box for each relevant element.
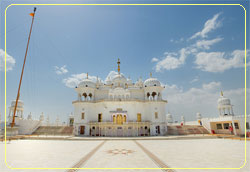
[195,37,223,50]
[190,76,199,83]
[155,48,189,72]
[195,50,250,72]
[190,13,222,40]
[151,57,159,62]
[54,65,68,75]
[154,37,222,73]
[153,13,225,72]
[162,82,248,121]
[154,37,222,72]
[0,49,15,71]
[202,81,221,91]
[170,37,184,43]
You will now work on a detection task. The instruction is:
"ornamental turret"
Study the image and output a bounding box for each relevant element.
[144,72,163,101]
[217,91,234,116]
[76,73,95,101]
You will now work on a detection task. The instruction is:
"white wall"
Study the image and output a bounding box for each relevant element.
[15,118,41,135]
[73,100,167,136]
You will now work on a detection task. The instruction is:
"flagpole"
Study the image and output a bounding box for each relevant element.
[11,7,37,128]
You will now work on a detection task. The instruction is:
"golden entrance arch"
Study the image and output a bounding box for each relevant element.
[113,114,127,124]
[117,114,123,124]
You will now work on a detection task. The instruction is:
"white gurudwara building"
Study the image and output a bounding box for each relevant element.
[72,59,168,136]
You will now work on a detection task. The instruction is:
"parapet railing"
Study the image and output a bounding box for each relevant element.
[72,98,167,103]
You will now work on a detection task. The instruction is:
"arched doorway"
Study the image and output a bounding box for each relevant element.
[116,114,123,124]
[80,126,85,135]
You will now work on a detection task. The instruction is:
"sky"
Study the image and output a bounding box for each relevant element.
[0,0,250,123]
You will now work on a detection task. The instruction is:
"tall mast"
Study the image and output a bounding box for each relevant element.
[11,7,37,128]
[117,58,120,74]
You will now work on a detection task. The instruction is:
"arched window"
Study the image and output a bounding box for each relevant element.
[137,113,141,122]
[89,93,92,98]
[123,115,126,123]
[82,93,87,101]
[98,114,102,122]
[147,92,150,98]
[152,92,157,98]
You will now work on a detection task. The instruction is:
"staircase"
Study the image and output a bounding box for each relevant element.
[32,126,74,136]
[167,125,209,135]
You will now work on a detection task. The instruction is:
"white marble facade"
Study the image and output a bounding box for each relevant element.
[72,59,168,136]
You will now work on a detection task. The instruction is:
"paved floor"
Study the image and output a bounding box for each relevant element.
[0,138,249,172]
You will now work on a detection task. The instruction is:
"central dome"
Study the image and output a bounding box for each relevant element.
[112,74,127,84]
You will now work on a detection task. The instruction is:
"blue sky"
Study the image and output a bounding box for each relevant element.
[0,0,249,122]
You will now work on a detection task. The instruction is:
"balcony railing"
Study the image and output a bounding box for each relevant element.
[88,121,151,125]
[73,98,167,103]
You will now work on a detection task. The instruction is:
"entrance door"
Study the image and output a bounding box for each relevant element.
[156,126,160,135]
[98,114,102,122]
[116,114,123,124]
[80,126,85,135]
[117,127,123,136]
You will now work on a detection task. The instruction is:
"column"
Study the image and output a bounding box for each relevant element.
[137,123,138,136]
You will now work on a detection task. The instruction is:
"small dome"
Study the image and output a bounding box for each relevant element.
[135,77,143,87]
[144,77,161,87]
[11,100,24,108]
[218,94,231,106]
[181,116,185,122]
[218,97,231,105]
[27,113,32,120]
[196,112,202,119]
[166,113,173,119]
[39,113,44,121]
[78,78,96,88]
[127,77,132,85]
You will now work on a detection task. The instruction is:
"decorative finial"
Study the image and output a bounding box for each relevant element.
[86,73,88,79]
[221,91,223,96]
[150,72,152,78]
[117,58,120,74]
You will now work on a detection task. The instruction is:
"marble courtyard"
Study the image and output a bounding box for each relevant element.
[0,138,249,172]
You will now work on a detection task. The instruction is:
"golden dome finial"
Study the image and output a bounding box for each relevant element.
[221,91,223,96]
[86,72,88,79]
[150,72,152,78]
[117,58,121,74]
